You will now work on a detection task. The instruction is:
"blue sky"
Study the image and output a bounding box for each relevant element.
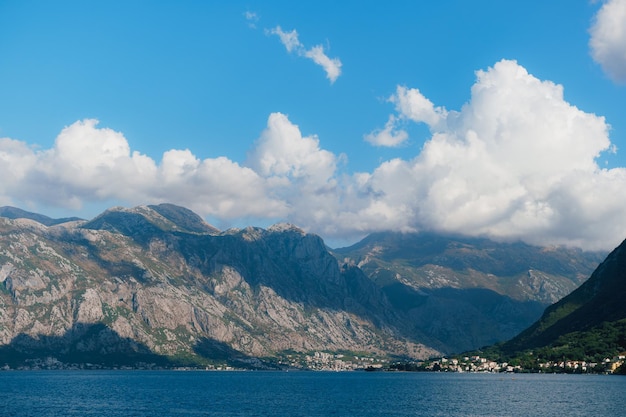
[1,0,625,250]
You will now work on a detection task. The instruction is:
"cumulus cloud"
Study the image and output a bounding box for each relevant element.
[365,86,448,147]
[247,113,336,183]
[2,60,625,251]
[589,0,626,83]
[268,26,342,83]
[364,115,409,147]
[245,113,341,225]
[2,119,286,219]
[392,86,448,128]
[0,138,38,205]
[358,59,625,250]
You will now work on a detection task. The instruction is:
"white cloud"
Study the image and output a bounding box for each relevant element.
[0,138,38,205]
[25,119,158,206]
[358,59,624,250]
[154,153,287,219]
[247,113,336,183]
[268,26,342,84]
[364,115,409,147]
[244,11,259,29]
[2,60,626,251]
[303,45,342,84]
[1,119,286,219]
[365,86,447,147]
[245,113,340,225]
[392,86,448,128]
[589,0,626,83]
[268,26,301,53]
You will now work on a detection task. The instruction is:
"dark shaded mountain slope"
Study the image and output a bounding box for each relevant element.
[333,231,605,352]
[498,238,626,358]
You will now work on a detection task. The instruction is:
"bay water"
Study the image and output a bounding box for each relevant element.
[1,371,624,416]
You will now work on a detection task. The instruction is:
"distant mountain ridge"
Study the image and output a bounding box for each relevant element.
[337,231,598,279]
[0,206,82,226]
[83,204,220,236]
[333,231,605,352]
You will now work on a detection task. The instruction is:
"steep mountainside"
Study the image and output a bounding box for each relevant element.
[333,232,605,352]
[494,238,626,362]
[0,205,437,368]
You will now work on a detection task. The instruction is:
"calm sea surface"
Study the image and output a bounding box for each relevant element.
[1,371,625,416]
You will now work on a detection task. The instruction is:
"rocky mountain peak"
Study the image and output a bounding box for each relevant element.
[147,203,220,234]
[267,223,306,235]
[81,204,219,238]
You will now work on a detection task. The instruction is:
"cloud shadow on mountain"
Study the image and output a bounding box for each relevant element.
[403,287,546,354]
[0,322,172,368]
[192,337,278,369]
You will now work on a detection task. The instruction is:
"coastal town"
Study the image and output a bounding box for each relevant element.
[3,351,625,374]
[401,354,626,374]
[276,351,626,374]
[273,350,626,374]
[276,351,388,371]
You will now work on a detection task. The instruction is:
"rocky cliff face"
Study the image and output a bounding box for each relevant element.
[0,205,437,368]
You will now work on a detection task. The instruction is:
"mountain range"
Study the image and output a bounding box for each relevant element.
[0,204,607,368]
